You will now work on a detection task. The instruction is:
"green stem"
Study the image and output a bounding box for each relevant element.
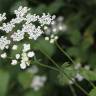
[35,60,77,96]
[69,84,77,96]
[34,60,59,72]
[39,49,89,96]
[55,41,95,88]
[55,42,75,65]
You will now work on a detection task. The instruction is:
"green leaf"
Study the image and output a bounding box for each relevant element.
[89,87,96,96]
[47,0,63,14]
[89,53,96,68]
[81,36,93,50]
[67,47,80,57]
[80,68,96,81]
[69,30,81,45]
[34,38,55,57]
[18,72,33,89]
[24,90,42,96]
[0,70,9,96]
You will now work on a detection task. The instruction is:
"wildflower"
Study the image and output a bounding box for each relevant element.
[21,52,29,62]
[0,36,10,50]
[16,54,20,59]
[45,37,49,41]
[1,52,7,58]
[27,65,39,74]
[68,78,75,84]
[25,13,39,24]
[45,34,58,44]
[11,60,17,65]
[38,13,55,26]
[50,39,55,44]
[74,63,81,70]
[11,30,24,41]
[10,17,24,24]
[84,65,90,70]
[20,60,27,69]
[44,16,67,35]
[12,45,18,50]
[23,44,30,52]
[75,73,84,81]
[31,75,47,91]
[27,51,35,58]
[14,6,30,18]
[22,23,43,40]
[0,13,6,22]
[0,6,55,69]
[20,51,35,69]
[0,22,15,33]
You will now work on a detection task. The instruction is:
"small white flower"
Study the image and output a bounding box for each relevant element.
[84,65,90,70]
[11,60,17,65]
[50,39,54,43]
[21,52,29,61]
[27,65,39,74]
[14,6,30,18]
[57,16,64,22]
[68,78,75,84]
[45,37,49,41]
[20,60,27,69]
[74,63,81,70]
[12,45,18,50]
[10,17,24,24]
[5,45,9,49]
[54,36,58,40]
[0,13,6,22]
[31,75,47,91]
[25,13,39,24]
[0,22,15,33]
[23,44,30,52]
[38,13,55,26]
[11,30,24,41]
[75,73,84,81]
[1,52,7,58]
[44,26,48,30]
[50,34,54,38]
[27,51,35,58]
[0,36,10,50]
[16,54,20,59]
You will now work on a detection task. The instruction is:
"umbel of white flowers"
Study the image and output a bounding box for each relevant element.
[11,43,35,69]
[0,6,56,50]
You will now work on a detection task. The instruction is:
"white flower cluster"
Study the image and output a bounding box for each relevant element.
[11,23,43,41]
[27,65,39,74]
[27,66,47,91]
[14,6,30,18]
[38,13,55,26]
[0,6,55,50]
[11,44,35,69]
[31,75,47,91]
[0,36,10,50]
[44,16,67,35]
[43,16,67,44]
[45,34,58,44]
[0,13,6,22]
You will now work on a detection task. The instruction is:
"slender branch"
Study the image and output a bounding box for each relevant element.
[39,49,89,96]
[55,41,95,88]
[69,84,77,96]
